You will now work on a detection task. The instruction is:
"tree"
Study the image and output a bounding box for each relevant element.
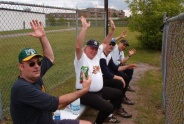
[57,17,66,26]
[113,13,118,17]
[125,0,184,50]
[47,15,56,26]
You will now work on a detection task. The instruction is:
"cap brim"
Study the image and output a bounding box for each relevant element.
[111,42,116,45]
[121,42,129,46]
[87,45,99,48]
[126,44,129,46]
[22,54,42,62]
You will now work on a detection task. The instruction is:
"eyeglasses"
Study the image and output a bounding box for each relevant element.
[29,61,41,67]
[109,43,115,46]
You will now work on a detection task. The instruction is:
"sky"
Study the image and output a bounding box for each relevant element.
[1,0,131,17]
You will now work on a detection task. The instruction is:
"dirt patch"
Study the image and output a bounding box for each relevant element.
[79,63,158,124]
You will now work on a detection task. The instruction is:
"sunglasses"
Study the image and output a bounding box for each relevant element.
[109,43,115,46]
[28,61,41,67]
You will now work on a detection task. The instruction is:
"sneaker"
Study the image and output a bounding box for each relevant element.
[122,96,134,105]
[105,115,121,123]
[115,108,132,118]
[127,86,135,92]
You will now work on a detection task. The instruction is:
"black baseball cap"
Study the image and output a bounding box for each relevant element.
[86,39,99,48]
[110,38,116,45]
[120,40,129,46]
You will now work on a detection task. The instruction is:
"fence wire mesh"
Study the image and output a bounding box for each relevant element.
[0,1,107,118]
[162,13,184,124]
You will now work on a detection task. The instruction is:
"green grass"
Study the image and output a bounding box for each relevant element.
[51,27,164,123]
[0,25,105,118]
[1,26,164,123]
[135,70,164,124]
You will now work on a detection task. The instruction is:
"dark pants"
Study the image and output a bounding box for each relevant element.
[123,68,134,81]
[80,87,122,124]
[115,68,134,94]
[103,78,125,99]
[55,119,79,124]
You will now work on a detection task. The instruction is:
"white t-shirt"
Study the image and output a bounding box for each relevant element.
[74,45,103,92]
[111,44,125,66]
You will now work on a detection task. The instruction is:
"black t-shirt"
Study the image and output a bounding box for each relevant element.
[10,57,59,124]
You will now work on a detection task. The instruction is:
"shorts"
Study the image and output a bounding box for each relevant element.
[55,119,79,124]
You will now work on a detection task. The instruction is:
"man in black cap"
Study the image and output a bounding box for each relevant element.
[111,31,136,105]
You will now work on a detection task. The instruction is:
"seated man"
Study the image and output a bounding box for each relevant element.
[74,16,131,124]
[100,39,137,106]
[111,31,136,92]
[10,20,91,124]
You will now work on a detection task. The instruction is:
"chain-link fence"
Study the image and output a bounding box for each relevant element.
[0,1,128,120]
[162,12,184,124]
[0,1,108,119]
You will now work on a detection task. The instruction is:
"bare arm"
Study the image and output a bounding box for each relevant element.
[113,75,126,88]
[75,16,90,60]
[29,20,54,63]
[118,64,137,71]
[58,74,91,109]
[102,19,116,48]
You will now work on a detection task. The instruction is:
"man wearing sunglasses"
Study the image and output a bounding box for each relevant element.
[100,39,137,120]
[10,20,92,124]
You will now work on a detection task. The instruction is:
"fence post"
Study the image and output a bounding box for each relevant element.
[75,10,78,38]
[0,92,3,121]
[161,12,167,110]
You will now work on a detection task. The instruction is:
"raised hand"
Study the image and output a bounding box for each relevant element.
[29,20,46,38]
[109,19,115,31]
[128,48,136,56]
[80,16,90,29]
[120,31,127,39]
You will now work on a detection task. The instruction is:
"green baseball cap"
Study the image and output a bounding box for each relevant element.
[18,48,42,63]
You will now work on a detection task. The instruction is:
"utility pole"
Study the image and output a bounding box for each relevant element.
[104,0,108,36]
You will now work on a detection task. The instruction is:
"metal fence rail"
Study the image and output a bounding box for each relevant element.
[162,12,184,124]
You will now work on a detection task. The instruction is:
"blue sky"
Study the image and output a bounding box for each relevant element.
[1,0,131,16]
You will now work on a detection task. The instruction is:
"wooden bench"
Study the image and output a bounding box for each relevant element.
[58,104,87,120]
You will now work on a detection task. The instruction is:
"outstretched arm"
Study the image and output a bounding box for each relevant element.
[58,74,91,108]
[29,20,54,63]
[75,16,90,60]
[101,19,116,49]
[118,64,137,71]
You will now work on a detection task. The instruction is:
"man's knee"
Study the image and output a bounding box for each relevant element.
[100,103,114,113]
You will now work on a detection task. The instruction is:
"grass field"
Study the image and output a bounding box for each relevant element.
[0,26,164,123]
[51,27,164,123]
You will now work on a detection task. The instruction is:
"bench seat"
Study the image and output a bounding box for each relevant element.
[59,104,87,120]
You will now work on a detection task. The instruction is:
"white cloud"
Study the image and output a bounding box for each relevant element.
[124,10,131,17]
[1,0,131,16]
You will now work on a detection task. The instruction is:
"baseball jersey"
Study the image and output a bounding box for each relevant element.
[74,45,103,92]
[111,44,125,66]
